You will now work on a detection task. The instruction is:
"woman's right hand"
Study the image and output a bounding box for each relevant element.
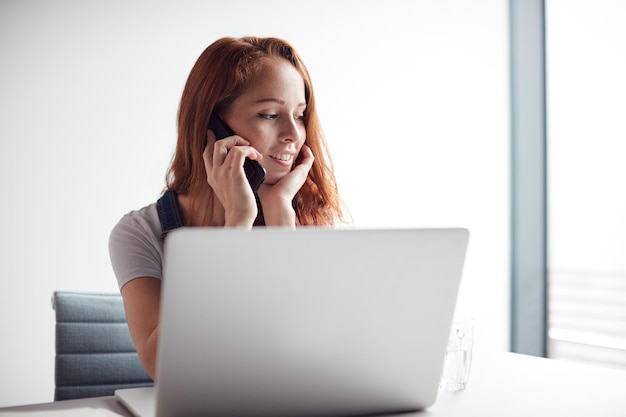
[203,129,263,227]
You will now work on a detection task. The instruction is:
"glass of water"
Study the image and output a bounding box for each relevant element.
[439,317,475,391]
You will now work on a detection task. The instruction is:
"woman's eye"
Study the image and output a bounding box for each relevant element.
[295,114,305,121]
[258,113,277,120]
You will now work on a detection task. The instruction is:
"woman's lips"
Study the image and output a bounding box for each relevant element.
[269,153,294,166]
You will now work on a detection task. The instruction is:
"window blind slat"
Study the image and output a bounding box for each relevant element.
[548,270,626,369]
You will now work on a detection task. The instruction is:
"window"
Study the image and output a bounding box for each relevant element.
[546,0,626,369]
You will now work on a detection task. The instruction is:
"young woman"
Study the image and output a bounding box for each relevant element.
[109,36,346,379]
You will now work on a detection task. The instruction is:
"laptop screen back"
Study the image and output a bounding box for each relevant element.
[156,228,469,417]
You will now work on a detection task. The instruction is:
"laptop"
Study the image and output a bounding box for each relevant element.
[116,227,469,417]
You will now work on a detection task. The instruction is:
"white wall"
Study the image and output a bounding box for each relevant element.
[0,0,509,407]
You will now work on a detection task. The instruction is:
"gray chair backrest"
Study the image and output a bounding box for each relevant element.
[52,291,154,401]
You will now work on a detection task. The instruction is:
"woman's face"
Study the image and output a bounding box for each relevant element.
[221,58,307,185]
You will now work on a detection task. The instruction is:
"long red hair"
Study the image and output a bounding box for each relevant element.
[166,36,346,226]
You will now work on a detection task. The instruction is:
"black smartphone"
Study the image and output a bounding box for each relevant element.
[208,113,266,192]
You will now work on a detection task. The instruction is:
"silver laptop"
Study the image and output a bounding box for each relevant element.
[117,227,469,417]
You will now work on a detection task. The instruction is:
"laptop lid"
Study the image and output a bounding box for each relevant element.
[155,228,469,417]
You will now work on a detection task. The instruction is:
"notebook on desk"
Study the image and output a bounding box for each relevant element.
[116,227,469,417]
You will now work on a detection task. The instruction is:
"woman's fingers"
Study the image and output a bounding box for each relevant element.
[297,144,315,171]
[258,145,314,197]
[209,132,262,166]
[289,144,314,183]
[204,130,263,188]
[209,132,248,166]
[202,130,217,178]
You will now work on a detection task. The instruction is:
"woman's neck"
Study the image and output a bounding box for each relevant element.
[177,192,225,227]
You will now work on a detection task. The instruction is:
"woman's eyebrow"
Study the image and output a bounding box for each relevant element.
[254,98,307,107]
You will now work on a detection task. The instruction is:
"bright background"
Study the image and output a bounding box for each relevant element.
[546,0,626,367]
[0,0,509,406]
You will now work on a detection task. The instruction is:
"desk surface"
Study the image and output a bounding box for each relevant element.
[2,352,625,417]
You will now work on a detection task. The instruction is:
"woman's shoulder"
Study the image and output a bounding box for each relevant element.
[111,201,161,243]
[109,201,164,288]
[117,202,158,225]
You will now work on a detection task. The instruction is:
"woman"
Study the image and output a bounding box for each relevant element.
[109,36,346,379]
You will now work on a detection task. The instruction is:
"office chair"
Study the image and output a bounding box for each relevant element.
[52,291,154,400]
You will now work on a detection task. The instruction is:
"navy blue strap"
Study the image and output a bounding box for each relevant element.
[156,191,184,238]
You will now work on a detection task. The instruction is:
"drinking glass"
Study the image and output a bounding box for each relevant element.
[439,317,475,391]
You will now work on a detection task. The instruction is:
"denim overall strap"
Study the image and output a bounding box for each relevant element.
[156,190,184,238]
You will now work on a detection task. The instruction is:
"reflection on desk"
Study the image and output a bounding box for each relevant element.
[1,352,625,417]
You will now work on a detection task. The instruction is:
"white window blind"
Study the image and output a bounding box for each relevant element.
[548,271,626,369]
[546,0,626,369]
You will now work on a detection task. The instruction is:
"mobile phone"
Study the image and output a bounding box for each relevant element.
[208,113,266,192]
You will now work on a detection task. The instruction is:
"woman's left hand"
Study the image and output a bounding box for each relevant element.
[257,145,314,227]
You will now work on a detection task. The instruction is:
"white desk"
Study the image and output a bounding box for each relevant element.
[426,351,626,417]
[2,352,625,417]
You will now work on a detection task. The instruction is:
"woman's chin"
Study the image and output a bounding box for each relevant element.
[262,170,289,186]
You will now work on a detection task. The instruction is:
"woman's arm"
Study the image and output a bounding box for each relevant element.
[121,277,162,380]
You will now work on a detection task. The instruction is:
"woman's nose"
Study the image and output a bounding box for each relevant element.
[279,118,303,142]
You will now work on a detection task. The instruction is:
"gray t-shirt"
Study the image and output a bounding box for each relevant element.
[109,203,164,289]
